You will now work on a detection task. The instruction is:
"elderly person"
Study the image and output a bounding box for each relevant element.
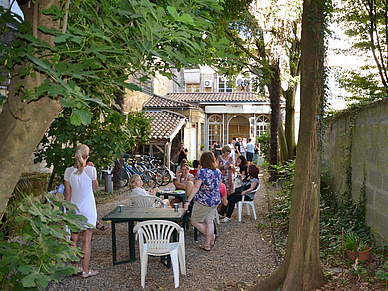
[217,145,235,196]
[219,164,260,222]
[128,175,170,207]
[184,151,222,251]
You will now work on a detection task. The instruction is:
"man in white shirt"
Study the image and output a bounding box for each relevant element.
[245,138,255,165]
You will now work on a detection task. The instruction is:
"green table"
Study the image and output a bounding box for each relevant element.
[102,206,187,265]
[156,190,186,204]
[156,190,189,229]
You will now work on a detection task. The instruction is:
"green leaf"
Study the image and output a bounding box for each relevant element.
[167,6,178,18]
[21,272,37,288]
[70,111,82,126]
[177,14,194,24]
[73,109,92,125]
[17,265,34,275]
[54,34,70,43]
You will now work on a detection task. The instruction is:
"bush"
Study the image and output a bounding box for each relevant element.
[0,192,88,290]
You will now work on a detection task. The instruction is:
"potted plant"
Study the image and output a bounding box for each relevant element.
[200,144,205,151]
[344,232,371,261]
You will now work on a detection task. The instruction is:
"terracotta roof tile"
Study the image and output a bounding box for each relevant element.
[145,110,186,140]
[166,92,269,103]
[144,95,192,108]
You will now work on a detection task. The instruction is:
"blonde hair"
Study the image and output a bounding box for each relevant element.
[74,144,89,174]
[129,175,140,191]
[180,164,189,171]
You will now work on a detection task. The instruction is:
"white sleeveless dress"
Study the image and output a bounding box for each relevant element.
[64,165,97,228]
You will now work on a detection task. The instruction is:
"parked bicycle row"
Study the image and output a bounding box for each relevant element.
[102,155,175,189]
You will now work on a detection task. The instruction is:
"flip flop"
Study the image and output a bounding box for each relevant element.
[82,270,99,278]
[199,244,211,251]
[96,222,106,231]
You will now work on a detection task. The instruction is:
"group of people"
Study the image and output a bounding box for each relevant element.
[63,140,260,277]
[168,144,260,250]
[212,137,259,166]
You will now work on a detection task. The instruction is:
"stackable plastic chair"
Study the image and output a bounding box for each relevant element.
[133,220,186,288]
[237,184,260,222]
[131,195,167,208]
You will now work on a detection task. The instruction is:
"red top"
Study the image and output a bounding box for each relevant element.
[189,169,198,176]
[219,183,227,197]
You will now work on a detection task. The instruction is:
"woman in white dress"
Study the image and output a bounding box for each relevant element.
[64,144,99,278]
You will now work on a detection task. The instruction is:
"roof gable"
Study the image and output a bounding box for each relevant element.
[144,110,186,140]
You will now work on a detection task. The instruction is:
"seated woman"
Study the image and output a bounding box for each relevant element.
[171,163,194,205]
[128,175,170,207]
[219,164,260,222]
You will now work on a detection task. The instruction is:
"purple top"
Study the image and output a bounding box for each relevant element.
[194,168,222,207]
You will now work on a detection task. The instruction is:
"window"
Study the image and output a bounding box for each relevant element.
[208,115,222,148]
[186,84,200,93]
[218,77,233,92]
[256,115,269,154]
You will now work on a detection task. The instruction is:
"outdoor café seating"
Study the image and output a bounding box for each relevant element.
[133,220,186,288]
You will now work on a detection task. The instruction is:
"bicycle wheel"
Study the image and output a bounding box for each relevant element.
[120,169,131,187]
[155,166,171,186]
[143,170,157,188]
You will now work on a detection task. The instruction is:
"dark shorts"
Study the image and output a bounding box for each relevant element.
[246,152,254,161]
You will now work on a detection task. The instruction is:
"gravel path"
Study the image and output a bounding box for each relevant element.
[46,175,277,291]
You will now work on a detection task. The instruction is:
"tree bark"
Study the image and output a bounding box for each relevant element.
[268,60,281,182]
[285,86,297,158]
[0,0,62,215]
[252,0,326,289]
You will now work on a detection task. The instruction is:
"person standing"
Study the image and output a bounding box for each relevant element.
[228,140,236,162]
[245,138,255,165]
[234,137,241,165]
[184,151,222,251]
[211,141,222,159]
[217,145,235,196]
[64,144,99,278]
[240,138,245,157]
[177,141,188,166]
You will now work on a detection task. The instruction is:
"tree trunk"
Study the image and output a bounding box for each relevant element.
[0,0,62,215]
[285,86,297,158]
[112,85,125,190]
[252,0,326,289]
[268,60,281,182]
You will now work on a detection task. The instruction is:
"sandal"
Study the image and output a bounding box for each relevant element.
[199,244,211,251]
[82,270,99,278]
[96,221,106,231]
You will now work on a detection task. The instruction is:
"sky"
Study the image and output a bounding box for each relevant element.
[10,1,23,19]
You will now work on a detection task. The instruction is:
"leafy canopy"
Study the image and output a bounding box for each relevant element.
[0,0,231,122]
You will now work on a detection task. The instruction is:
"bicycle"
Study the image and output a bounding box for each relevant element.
[120,158,157,188]
[141,155,173,186]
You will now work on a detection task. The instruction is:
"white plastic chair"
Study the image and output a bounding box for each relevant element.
[237,184,260,222]
[133,220,186,288]
[131,195,167,208]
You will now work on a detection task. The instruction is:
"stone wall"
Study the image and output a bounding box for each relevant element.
[324,99,388,243]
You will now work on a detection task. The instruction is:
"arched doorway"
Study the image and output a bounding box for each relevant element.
[228,116,250,143]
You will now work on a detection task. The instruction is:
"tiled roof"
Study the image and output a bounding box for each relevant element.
[144,95,192,108]
[145,110,186,140]
[166,92,269,103]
